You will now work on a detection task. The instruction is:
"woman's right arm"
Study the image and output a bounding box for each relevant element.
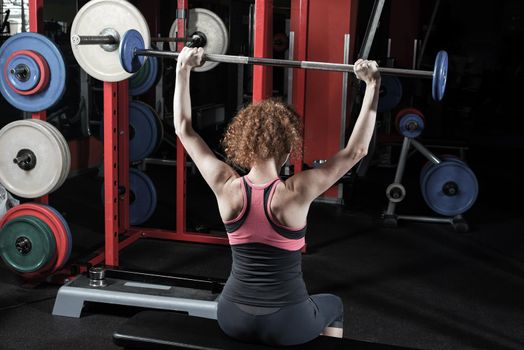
[285,59,381,204]
[174,47,238,196]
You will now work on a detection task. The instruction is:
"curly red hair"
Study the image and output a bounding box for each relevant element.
[222,99,303,169]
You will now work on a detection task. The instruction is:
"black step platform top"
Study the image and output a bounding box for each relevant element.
[113,310,417,350]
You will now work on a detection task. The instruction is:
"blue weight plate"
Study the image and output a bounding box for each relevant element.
[378,76,403,113]
[120,29,146,74]
[432,50,448,102]
[6,53,41,92]
[129,101,160,162]
[0,33,66,112]
[398,113,425,139]
[43,205,73,268]
[129,168,157,226]
[130,55,159,96]
[420,160,478,216]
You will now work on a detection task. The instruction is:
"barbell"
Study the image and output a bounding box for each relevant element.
[68,0,447,100]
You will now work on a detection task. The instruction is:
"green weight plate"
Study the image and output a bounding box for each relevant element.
[0,215,56,273]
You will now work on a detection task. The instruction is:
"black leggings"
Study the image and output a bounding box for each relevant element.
[217,294,344,346]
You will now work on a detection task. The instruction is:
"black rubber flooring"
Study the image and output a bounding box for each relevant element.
[1,147,523,350]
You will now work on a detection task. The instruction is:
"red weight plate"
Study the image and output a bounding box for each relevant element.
[395,107,425,130]
[4,50,50,96]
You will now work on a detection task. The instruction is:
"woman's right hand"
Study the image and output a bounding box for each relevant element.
[353,59,381,85]
[177,47,204,71]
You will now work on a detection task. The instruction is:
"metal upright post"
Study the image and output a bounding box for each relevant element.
[176,0,188,236]
[29,0,48,205]
[103,82,120,266]
[252,0,273,101]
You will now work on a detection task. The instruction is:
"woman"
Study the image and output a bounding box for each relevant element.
[174,47,380,346]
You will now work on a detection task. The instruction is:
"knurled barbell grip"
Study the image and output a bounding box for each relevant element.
[135,49,435,79]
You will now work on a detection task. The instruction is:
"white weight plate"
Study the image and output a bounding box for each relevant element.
[169,8,229,72]
[31,119,71,191]
[0,120,65,198]
[71,0,150,82]
[30,120,69,191]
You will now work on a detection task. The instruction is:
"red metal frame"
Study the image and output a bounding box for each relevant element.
[176,0,188,239]
[253,0,273,101]
[89,0,229,269]
[290,0,309,175]
[29,0,48,205]
[293,0,359,203]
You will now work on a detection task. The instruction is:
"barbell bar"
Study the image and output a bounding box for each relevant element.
[121,29,448,101]
[71,33,205,47]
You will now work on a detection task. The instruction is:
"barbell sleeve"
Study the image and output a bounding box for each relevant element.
[71,35,118,46]
[134,49,435,79]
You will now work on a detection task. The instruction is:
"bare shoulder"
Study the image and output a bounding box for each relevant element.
[271,178,309,227]
[216,175,244,222]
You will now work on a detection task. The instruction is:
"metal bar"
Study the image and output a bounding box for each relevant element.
[87,232,142,267]
[290,0,308,177]
[397,215,453,224]
[103,82,120,266]
[176,0,188,236]
[411,139,441,165]
[118,81,129,232]
[394,137,412,183]
[252,0,273,101]
[338,34,351,202]
[29,0,48,205]
[385,137,412,216]
[29,0,43,34]
[416,0,441,69]
[72,35,188,45]
[340,34,351,150]
[151,37,187,43]
[135,49,434,79]
[72,35,117,45]
[358,0,386,59]
[286,31,294,105]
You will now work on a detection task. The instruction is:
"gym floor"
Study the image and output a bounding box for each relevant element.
[1,146,523,350]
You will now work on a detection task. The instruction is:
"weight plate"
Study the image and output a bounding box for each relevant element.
[0,120,66,198]
[0,215,56,273]
[420,160,478,216]
[397,112,425,138]
[130,55,159,96]
[378,76,403,113]
[169,8,229,72]
[120,29,146,74]
[432,50,448,102]
[5,50,47,94]
[71,0,150,82]
[43,205,73,266]
[0,33,66,112]
[419,155,464,186]
[0,203,69,273]
[30,119,71,192]
[129,101,160,162]
[129,168,157,226]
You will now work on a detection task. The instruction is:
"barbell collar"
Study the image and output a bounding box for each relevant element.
[135,48,435,79]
